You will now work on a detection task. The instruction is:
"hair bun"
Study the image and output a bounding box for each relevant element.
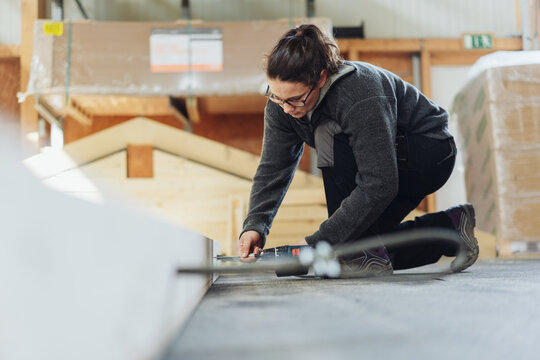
[266,24,343,86]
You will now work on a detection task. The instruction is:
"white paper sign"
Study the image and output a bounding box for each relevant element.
[150,28,223,72]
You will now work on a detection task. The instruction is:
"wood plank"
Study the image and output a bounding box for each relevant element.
[0,59,21,137]
[0,45,20,59]
[25,117,323,188]
[422,37,522,51]
[420,50,431,97]
[426,193,436,214]
[127,145,154,178]
[25,142,323,256]
[186,97,200,123]
[66,97,93,125]
[430,52,494,66]
[199,95,267,115]
[492,37,524,50]
[89,96,169,115]
[355,52,414,83]
[63,115,185,144]
[43,95,173,117]
[337,38,421,53]
[477,229,497,259]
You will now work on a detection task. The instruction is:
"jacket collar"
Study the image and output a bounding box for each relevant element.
[307,62,356,119]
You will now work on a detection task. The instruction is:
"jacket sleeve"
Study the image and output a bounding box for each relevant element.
[306,96,399,246]
[241,105,304,247]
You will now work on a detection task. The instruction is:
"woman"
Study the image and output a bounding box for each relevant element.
[238,24,478,276]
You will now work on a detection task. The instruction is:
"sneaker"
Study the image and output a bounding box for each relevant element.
[339,247,393,278]
[445,203,479,272]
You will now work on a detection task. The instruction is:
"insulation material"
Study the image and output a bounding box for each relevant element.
[452,51,540,255]
[22,18,332,99]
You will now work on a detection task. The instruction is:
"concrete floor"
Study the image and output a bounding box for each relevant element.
[164,259,540,360]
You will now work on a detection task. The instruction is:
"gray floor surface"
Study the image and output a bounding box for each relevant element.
[165,259,540,360]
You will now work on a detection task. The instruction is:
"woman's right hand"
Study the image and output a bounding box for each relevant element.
[238,230,263,262]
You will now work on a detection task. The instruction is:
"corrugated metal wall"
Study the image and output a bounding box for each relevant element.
[90,0,304,22]
[86,0,518,38]
[0,0,21,44]
[0,0,522,44]
[190,0,305,21]
[317,0,518,38]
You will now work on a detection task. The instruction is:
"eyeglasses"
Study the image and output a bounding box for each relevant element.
[265,85,315,108]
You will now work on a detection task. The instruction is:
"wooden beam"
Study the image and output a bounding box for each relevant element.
[338,37,522,61]
[66,97,93,126]
[355,52,414,83]
[127,144,154,178]
[186,97,200,123]
[430,52,493,66]
[199,95,267,115]
[420,50,431,97]
[0,45,20,59]
[425,38,523,66]
[24,117,323,189]
[20,0,46,156]
[0,58,21,139]
[422,37,522,52]
[337,39,421,53]
[61,95,173,117]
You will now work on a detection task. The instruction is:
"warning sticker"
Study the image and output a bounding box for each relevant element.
[43,22,64,36]
[150,28,223,72]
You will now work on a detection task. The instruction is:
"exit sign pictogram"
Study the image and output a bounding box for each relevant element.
[463,33,494,49]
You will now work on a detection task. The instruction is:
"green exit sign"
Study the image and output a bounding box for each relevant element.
[463,33,493,49]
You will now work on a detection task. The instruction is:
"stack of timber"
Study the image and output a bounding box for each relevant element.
[24,117,327,255]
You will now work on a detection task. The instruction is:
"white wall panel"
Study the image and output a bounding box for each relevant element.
[61,0,518,39]
[1,120,217,360]
[0,0,21,44]
[316,0,518,38]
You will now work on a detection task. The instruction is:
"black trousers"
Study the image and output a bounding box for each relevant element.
[321,132,459,270]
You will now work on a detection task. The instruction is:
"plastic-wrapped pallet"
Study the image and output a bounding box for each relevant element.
[452,51,540,256]
[21,18,331,99]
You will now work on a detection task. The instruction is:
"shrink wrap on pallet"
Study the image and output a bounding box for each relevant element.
[22,18,331,99]
[452,51,540,255]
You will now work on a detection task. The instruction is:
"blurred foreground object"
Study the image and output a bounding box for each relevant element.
[0,121,217,360]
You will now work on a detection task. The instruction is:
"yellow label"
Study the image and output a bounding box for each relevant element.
[43,22,64,36]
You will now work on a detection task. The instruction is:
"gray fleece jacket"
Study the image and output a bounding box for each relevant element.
[242,61,451,247]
